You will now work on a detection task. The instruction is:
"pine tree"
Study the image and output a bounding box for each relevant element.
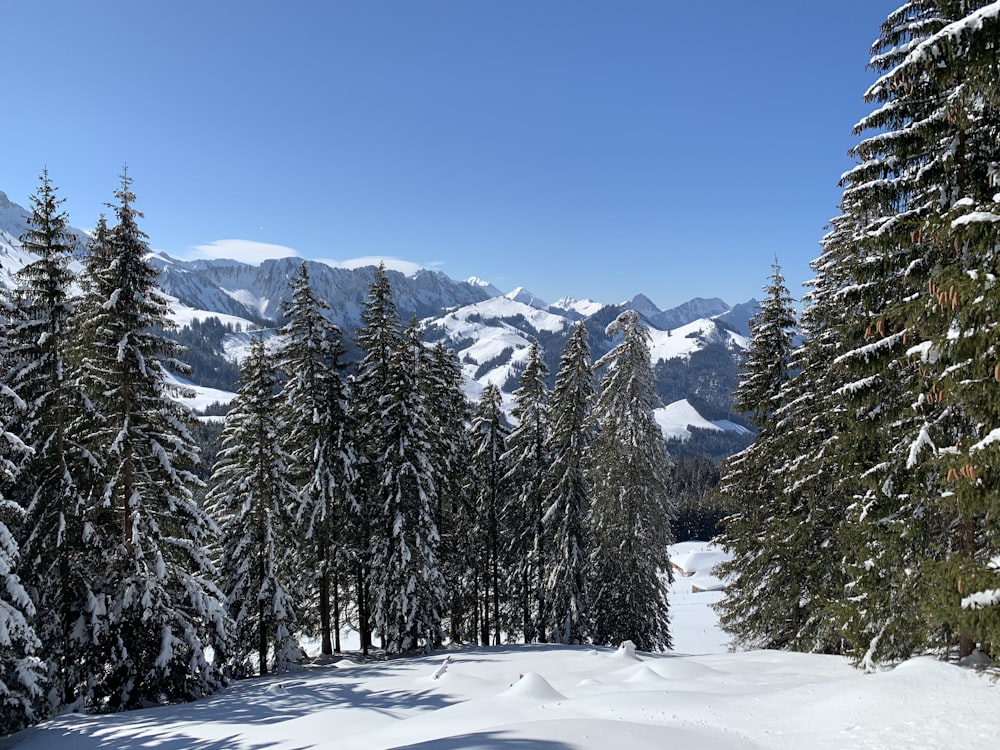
[3,172,92,709]
[72,172,228,708]
[277,262,355,656]
[829,1,1000,663]
[369,319,446,653]
[469,383,510,645]
[0,364,44,733]
[731,259,796,429]
[714,262,846,652]
[892,2,1000,657]
[208,336,302,675]
[543,322,595,644]
[0,499,43,735]
[423,343,475,643]
[587,311,674,652]
[351,263,405,654]
[501,340,551,642]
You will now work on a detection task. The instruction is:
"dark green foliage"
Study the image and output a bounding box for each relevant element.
[543,323,595,644]
[207,336,302,676]
[502,340,551,643]
[587,311,674,651]
[469,383,510,645]
[277,262,355,657]
[369,319,446,653]
[666,426,754,463]
[70,172,228,709]
[4,171,89,711]
[170,317,243,391]
[670,455,729,542]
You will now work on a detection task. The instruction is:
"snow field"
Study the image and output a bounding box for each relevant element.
[4,542,996,750]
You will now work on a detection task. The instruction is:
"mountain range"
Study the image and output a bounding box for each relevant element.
[0,189,756,457]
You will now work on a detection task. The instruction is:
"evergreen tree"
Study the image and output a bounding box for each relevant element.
[894,2,1000,657]
[351,263,405,654]
[715,262,847,652]
[370,319,446,653]
[0,380,44,733]
[277,262,355,656]
[208,336,302,675]
[502,340,551,642]
[731,259,796,429]
[0,499,43,735]
[469,383,510,645]
[4,172,92,709]
[587,311,674,651]
[424,343,475,643]
[72,172,228,708]
[829,1,1000,663]
[543,322,595,644]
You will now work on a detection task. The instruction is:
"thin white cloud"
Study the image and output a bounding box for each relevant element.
[314,255,429,275]
[191,239,300,264]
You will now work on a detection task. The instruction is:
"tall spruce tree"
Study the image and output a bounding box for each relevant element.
[731,260,796,428]
[424,343,475,643]
[4,172,92,708]
[502,340,551,642]
[829,1,1000,663]
[208,335,302,675]
[72,172,228,708]
[0,387,44,734]
[278,262,355,656]
[351,263,405,654]
[470,383,510,645]
[715,262,824,651]
[893,2,1000,657]
[543,322,595,644]
[369,319,446,653]
[587,311,674,651]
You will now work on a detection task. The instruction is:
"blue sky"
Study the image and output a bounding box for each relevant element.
[4,1,899,309]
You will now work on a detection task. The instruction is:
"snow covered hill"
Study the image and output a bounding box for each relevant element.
[0,188,756,448]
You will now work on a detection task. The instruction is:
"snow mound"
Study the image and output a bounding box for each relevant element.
[611,640,640,661]
[625,665,665,683]
[649,658,721,681]
[502,672,567,702]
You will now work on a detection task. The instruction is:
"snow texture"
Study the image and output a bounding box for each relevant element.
[3,546,996,749]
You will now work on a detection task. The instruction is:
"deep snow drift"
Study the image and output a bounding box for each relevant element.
[2,542,996,750]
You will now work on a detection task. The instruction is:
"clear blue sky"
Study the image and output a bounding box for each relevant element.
[4,1,899,309]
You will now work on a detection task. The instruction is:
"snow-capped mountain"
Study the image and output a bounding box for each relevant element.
[421,287,753,454]
[0,189,757,453]
[147,253,498,327]
[0,190,90,280]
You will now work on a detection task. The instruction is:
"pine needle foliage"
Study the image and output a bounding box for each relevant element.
[587,311,674,652]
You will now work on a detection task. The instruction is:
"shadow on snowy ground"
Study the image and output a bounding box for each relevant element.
[388,731,575,750]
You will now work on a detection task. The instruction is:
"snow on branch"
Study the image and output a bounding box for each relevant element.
[834,331,906,366]
[882,3,1000,86]
[961,589,1000,609]
[952,211,1000,228]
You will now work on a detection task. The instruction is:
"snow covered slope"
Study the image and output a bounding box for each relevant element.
[4,544,996,750]
[1,188,756,444]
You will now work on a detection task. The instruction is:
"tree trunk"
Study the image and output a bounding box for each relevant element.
[333,575,342,653]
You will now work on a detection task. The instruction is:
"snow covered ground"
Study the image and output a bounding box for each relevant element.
[2,542,996,750]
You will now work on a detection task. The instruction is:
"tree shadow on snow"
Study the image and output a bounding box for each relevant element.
[2,724,298,750]
[162,671,458,726]
[389,731,575,750]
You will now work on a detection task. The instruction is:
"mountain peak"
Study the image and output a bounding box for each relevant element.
[505,287,548,309]
[628,293,662,315]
